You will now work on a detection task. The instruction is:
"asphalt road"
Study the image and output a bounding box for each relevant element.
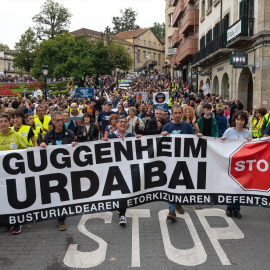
[1,202,270,270]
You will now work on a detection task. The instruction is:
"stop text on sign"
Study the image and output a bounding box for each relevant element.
[229,140,270,191]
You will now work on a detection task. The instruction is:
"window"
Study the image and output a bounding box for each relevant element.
[208,0,213,9]
[153,42,156,48]
[143,51,146,59]
[201,0,205,17]
[159,44,161,49]
[7,62,11,71]
[153,53,156,60]
[158,54,161,66]
[143,40,146,46]
[206,29,212,44]
[170,13,173,25]
[149,41,151,47]
[137,50,141,63]
[127,48,130,54]
[138,39,140,45]
[200,35,205,49]
[213,22,220,39]
[148,52,151,60]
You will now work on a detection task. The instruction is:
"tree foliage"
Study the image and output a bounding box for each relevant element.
[12,28,39,73]
[0,42,9,51]
[112,8,140,34]
[151,22,165,39]
[109,41,133,71]
[32,0,72,40]
[31,34,115,79]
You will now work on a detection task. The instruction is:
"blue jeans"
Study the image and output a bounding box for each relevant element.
[168,203,175,212]
[227,204,240,213]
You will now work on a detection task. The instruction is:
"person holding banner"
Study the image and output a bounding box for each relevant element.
[40,111,77,231]
[221,110,252,219]
[103,115,142,225]
[77,112,99,142]
[161,105,202,221]
[0,112,27,234]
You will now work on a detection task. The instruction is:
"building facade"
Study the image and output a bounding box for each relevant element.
[192,0,270,111]
[165,0,178,75]
[116,28,165,73]
[168,0,199,86]
[0,51,17,76]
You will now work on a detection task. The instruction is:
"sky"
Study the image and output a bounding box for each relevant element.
[0,0,165,49]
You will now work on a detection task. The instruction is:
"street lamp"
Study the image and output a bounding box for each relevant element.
[115,64,120,89]
[42,65,48,101]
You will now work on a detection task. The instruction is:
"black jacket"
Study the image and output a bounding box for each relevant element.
[77,123,99,142]
[43,127,75,145]
[145,118,167,135]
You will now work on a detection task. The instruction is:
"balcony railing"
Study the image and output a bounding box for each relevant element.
[192,33,227,65]
[172,0,184,27]
[176,37,198,64]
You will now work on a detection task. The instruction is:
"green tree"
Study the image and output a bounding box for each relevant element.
[151,22,165,39]
[92,38,114,76]
[109,41,132,71]
[32,0,72,40]
[31,33,113,79]
[12,28,39,73]
[31,33,77,78]
[0,42,9,51]
[112,8,140,34]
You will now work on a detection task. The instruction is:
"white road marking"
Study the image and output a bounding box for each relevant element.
[125,209,151,267]
[195,208,244,265]
[158,209,207,266]
[63,212,112,268]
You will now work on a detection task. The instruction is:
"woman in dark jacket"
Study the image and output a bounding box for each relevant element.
[63,111,77,136]
[77,112,99,142]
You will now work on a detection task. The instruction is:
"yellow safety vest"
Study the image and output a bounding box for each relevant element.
[167,97,173,108]
[34,115,51,134]
[28,126,42,147]
[252,118,263,138]
[12,125,32,146]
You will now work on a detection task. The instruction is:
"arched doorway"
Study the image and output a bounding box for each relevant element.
[212,76,219,95]
[199,80,204,89]
[206,78,210,87]
[238,67,253,111]
[221,73,230,100]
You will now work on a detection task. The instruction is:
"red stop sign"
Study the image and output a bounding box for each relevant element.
[229,141,270,191]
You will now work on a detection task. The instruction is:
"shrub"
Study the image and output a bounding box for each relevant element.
[56,81,68,91]
[50,90,68,96]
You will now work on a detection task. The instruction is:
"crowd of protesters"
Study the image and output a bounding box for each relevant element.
[1,72,270,234]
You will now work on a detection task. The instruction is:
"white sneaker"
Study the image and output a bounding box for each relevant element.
[119,216,127,226]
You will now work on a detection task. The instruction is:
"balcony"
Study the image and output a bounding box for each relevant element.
[172,0,184,27]
[226,18,255,48]
[192,33,229,65]
[176,37,198,65]
[172,30,180,47]
[179,8,199,37]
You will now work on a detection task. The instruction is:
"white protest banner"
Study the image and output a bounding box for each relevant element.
[153,92,169,105]
[201,83,210,95]
[136,92,147,102]
[0,135,270,225]
[153,92,169,112]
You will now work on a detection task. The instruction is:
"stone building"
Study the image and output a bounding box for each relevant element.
[71,28,165,73]
[0,51,17,76]
[192,0,270,111]
[116,28,165,73]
